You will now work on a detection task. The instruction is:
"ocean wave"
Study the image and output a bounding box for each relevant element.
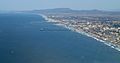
[40,14,120,52]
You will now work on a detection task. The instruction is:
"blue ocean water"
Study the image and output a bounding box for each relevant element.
[0,13,120,63]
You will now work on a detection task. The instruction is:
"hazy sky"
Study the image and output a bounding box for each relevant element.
[0,0,120,11]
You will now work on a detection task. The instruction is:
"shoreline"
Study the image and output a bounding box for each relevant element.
[40,14,120,52]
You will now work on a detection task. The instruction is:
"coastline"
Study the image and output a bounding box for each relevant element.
[40,14,120,52]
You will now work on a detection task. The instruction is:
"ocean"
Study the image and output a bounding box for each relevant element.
[0,13,120,63]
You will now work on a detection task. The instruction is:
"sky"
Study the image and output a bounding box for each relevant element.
[0,0,120,11]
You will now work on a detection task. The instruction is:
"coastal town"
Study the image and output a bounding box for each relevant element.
[41,13,120,51]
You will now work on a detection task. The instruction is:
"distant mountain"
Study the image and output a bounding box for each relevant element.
[27,8,74,13]
[23,8,120,15]
[42,8,73,12]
